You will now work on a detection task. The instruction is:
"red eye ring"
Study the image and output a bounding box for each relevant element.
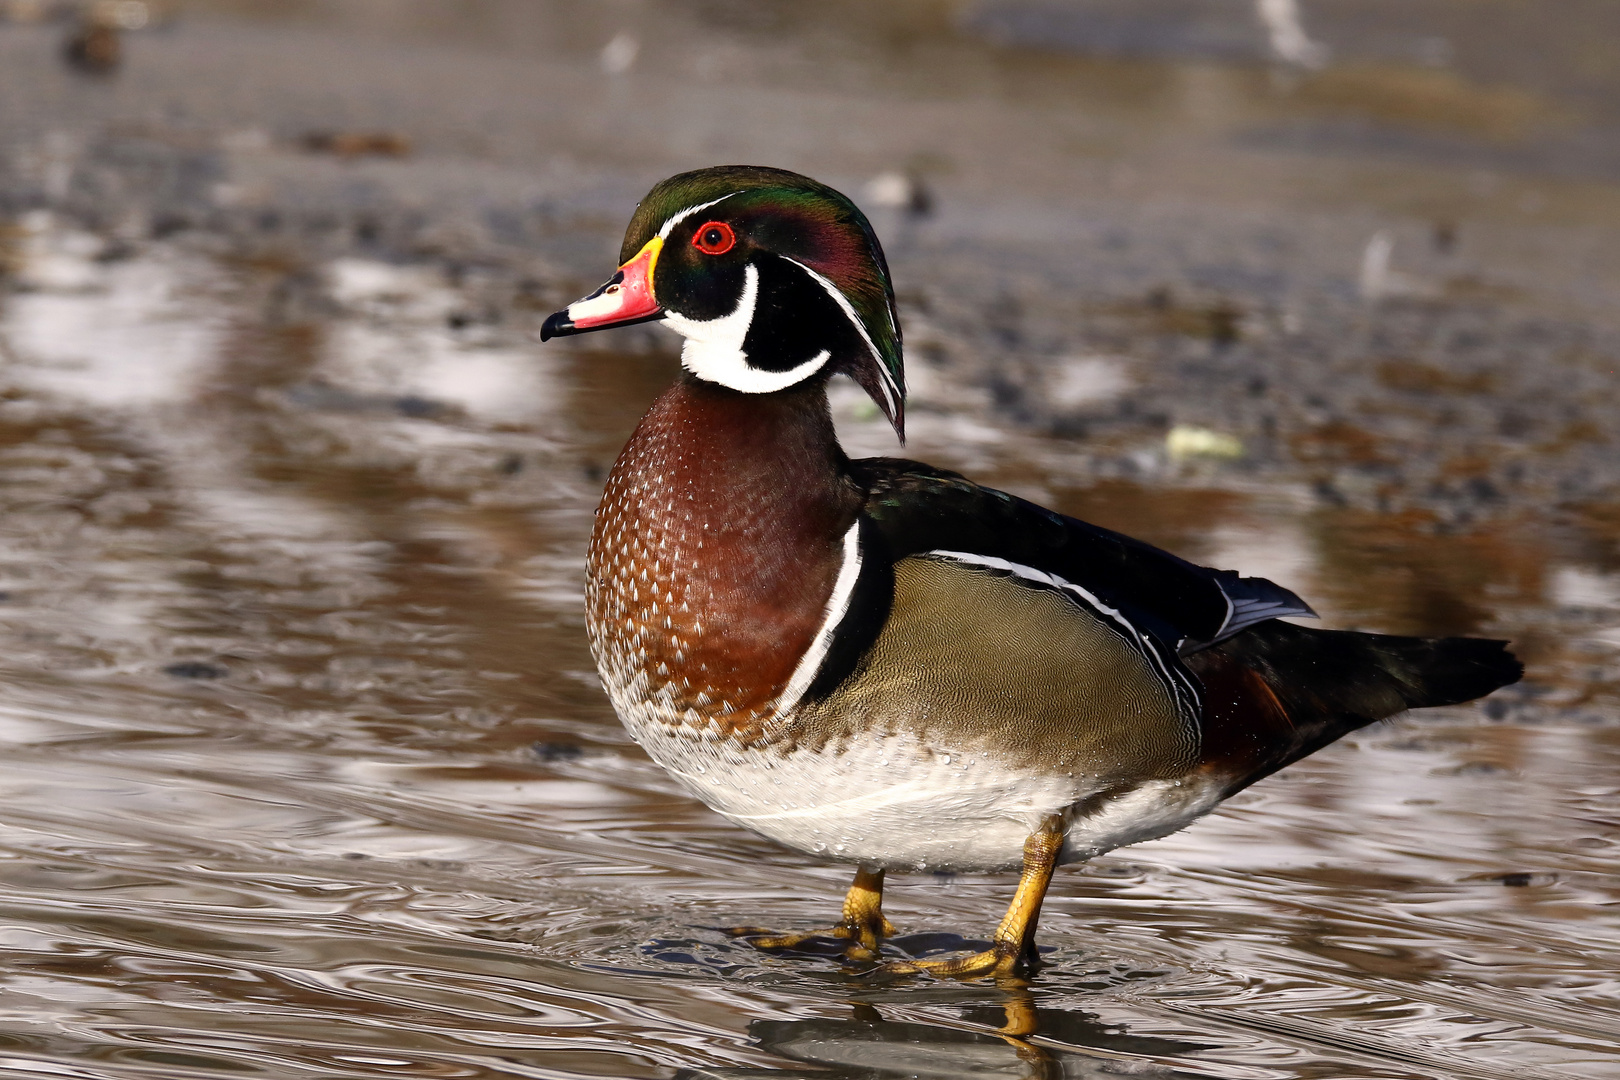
[691,220,736,256]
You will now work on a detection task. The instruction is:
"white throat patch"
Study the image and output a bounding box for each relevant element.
[664,262,832,393]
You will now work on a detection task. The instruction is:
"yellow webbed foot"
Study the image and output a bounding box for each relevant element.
[728,867,895,961]
[727,923,882,961]
[879,817,1062,981]
[880,940,1027,978]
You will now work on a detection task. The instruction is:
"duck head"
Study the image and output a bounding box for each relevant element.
[541,165,906,437]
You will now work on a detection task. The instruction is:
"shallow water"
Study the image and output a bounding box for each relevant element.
[0,216,1617,1080]
[4,0,1620,1073]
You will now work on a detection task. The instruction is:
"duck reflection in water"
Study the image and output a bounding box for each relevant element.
[677,981,1211,1079]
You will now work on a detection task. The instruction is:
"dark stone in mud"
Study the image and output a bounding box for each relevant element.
[64,25,120,76]
[533,741,585,762]
[1486,872,1558,887]
[164,661,228,680]
[395,395,443,419]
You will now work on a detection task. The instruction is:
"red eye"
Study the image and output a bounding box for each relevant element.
[691,221,735,255]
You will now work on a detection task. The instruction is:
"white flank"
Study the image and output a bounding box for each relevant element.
[781,255,901,419]
[927,550,1201,722]
[1062,775,1228,860]
[657,192,744,240]
[638,723,1075,872]
[773,521,863,717]
[628,719,1227,872]
[665,264,833,393]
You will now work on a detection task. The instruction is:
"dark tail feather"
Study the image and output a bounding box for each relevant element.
[1385,633,1525,708]
[1227,621,1521,718]
[1187,621,1522,792]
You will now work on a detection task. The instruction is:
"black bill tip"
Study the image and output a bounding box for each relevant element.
[540,310,576,342]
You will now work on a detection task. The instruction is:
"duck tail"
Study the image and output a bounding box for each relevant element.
[1229,620,1521,717]
[1185,621,1522,791]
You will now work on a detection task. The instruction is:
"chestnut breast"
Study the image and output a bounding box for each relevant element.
[587,377,859,743]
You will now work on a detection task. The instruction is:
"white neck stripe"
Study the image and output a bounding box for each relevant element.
[682,345,830,394]
[774,521,863,717]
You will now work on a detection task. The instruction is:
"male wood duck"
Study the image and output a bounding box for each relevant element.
[541,166,1522,978]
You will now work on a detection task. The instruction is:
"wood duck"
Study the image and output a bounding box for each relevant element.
[541,166,1522,978]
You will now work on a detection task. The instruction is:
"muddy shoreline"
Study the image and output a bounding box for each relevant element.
[5,3,1620,527]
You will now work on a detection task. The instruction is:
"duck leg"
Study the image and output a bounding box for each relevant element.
[834,866,900,951]
[729,866,897,959]
[884,816,1063,979]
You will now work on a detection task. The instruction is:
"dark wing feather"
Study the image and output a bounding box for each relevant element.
[850,457,1314,652]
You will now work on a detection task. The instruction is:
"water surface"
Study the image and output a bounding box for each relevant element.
[4,0,1620,1073]
[0,218,1616,1080]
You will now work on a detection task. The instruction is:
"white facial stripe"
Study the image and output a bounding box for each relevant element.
[926,549,1202,723]
[657,192,744,240]
[774,521,863,717]
[780,256,901,416]
[665,263,834,393]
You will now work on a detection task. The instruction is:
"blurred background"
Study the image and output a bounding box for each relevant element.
[0,2,1617,1078]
